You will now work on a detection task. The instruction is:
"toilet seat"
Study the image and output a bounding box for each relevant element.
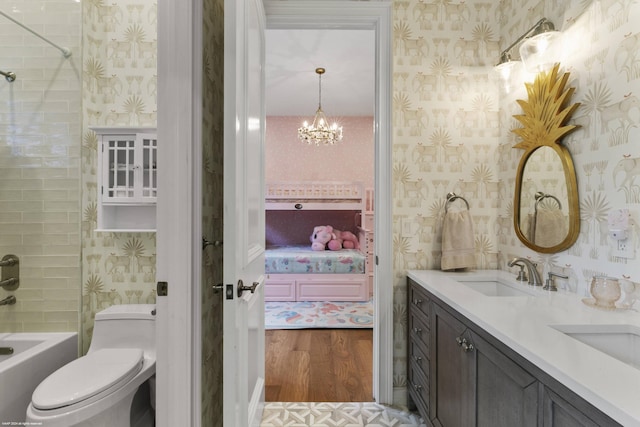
[32,348,143,411]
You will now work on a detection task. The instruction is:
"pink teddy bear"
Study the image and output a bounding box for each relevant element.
[310,225,360,251]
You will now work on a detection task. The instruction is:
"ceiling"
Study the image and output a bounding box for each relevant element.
[265,29,375,117]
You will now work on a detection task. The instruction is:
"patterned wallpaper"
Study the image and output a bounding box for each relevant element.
[81,0,158,351]
[391,0,640,405]
[499,0,640,294]
[391,0,501,401]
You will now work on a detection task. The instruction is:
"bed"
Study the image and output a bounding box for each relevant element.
[265,181,371,302]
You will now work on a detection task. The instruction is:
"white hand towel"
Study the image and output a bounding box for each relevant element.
[441,210,475,271]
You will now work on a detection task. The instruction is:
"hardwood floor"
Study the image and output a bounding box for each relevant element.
[265,328,373,402]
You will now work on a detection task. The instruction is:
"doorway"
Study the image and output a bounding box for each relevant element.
[156,0,392,423]
[263,0,394,405]
[263,27,376,401]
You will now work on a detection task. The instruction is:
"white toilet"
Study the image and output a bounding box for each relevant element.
[26,304,156,427]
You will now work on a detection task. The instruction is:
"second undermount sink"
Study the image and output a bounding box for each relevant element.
[550,324,640,370]
[455,278,539,297]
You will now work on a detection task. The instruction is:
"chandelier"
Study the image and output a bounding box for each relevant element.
[298,67,343,146]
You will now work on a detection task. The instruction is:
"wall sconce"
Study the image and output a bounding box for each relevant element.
[495,18,561,75]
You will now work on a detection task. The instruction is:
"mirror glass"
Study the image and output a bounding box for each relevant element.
[512,64,580,253]
[517,146,570,249]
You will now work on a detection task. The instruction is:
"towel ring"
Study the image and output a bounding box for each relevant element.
[534,192,561,213]
[445,192,470,212]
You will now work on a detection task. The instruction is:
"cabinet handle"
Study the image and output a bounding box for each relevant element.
[456,336,474,352]
[413,383,423,391]
[413,327,422,334]
[413,298,423,305]
[413,355,422,363]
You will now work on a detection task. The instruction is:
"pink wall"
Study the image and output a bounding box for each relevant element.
[265,116,374,188]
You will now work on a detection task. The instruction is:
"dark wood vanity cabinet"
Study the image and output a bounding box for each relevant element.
[407,282,431,418]
[407,278,621,427]
[430,302,538,427]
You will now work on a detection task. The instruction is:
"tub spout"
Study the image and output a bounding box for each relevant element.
[0,295,16,306]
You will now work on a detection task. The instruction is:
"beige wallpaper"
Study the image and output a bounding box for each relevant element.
[391,0,502,400]
[498,0,640,294]
[81,0,158,351]
[391,0,640,405]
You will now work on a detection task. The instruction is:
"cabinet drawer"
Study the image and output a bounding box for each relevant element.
[264,278,296,301]
[297,278,368,301]
[408,337,429,379]
[408,358,430,418]
[409,282,430,321]
[408,306,430,349]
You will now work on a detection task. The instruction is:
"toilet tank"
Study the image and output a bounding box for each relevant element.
[89,304,156,356]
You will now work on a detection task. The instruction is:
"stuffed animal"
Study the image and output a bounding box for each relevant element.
[310,225,360,251]
[310,225,334,251]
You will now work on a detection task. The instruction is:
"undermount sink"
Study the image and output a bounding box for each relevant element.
[455,279,539,297]
[551,324,640,370]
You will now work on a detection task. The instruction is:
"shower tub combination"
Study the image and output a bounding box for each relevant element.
[0,332,77,424]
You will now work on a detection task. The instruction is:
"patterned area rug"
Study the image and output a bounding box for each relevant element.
[261,402,426,426]
[265,299,373,329]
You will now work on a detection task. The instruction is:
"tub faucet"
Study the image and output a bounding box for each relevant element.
[0,295,16,306]
[508,258,542,287]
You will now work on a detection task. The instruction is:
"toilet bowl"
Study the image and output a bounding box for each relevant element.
[26,304,156,427]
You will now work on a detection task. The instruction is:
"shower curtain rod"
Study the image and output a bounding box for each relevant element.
[0,10,72,58]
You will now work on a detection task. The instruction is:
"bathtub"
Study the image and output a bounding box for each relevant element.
[0,332,77,424]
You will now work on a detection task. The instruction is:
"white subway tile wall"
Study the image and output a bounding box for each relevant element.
[0,0,82,333]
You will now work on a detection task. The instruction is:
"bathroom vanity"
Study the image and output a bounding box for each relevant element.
[407,270,640,427]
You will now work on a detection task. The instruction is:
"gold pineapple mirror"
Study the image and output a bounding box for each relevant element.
[512,63,581,253]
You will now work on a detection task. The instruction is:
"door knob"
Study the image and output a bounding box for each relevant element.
[237,280,259,297]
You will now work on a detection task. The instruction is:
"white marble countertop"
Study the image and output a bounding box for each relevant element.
[407,269,640,427]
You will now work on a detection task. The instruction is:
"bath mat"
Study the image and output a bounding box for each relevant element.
[264,299,373,329]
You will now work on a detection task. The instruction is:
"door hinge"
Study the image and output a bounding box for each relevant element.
[157,281,168,296]
[375,255,379,265]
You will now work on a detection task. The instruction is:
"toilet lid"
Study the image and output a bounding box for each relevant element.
[32,348,143,410]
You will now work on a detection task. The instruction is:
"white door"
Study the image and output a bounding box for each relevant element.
[223,0,266,425]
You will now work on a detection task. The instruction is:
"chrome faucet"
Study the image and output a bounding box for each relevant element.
[508,257,542,286]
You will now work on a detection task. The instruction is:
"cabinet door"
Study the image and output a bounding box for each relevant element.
[470,330,538,427]
[541,386,618,427]
[139,133,157,199]
[103,134,137,202]
[102,133,157,203]
[431,303,473,426]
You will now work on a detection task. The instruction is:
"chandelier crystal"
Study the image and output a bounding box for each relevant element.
[298,68,343,146]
